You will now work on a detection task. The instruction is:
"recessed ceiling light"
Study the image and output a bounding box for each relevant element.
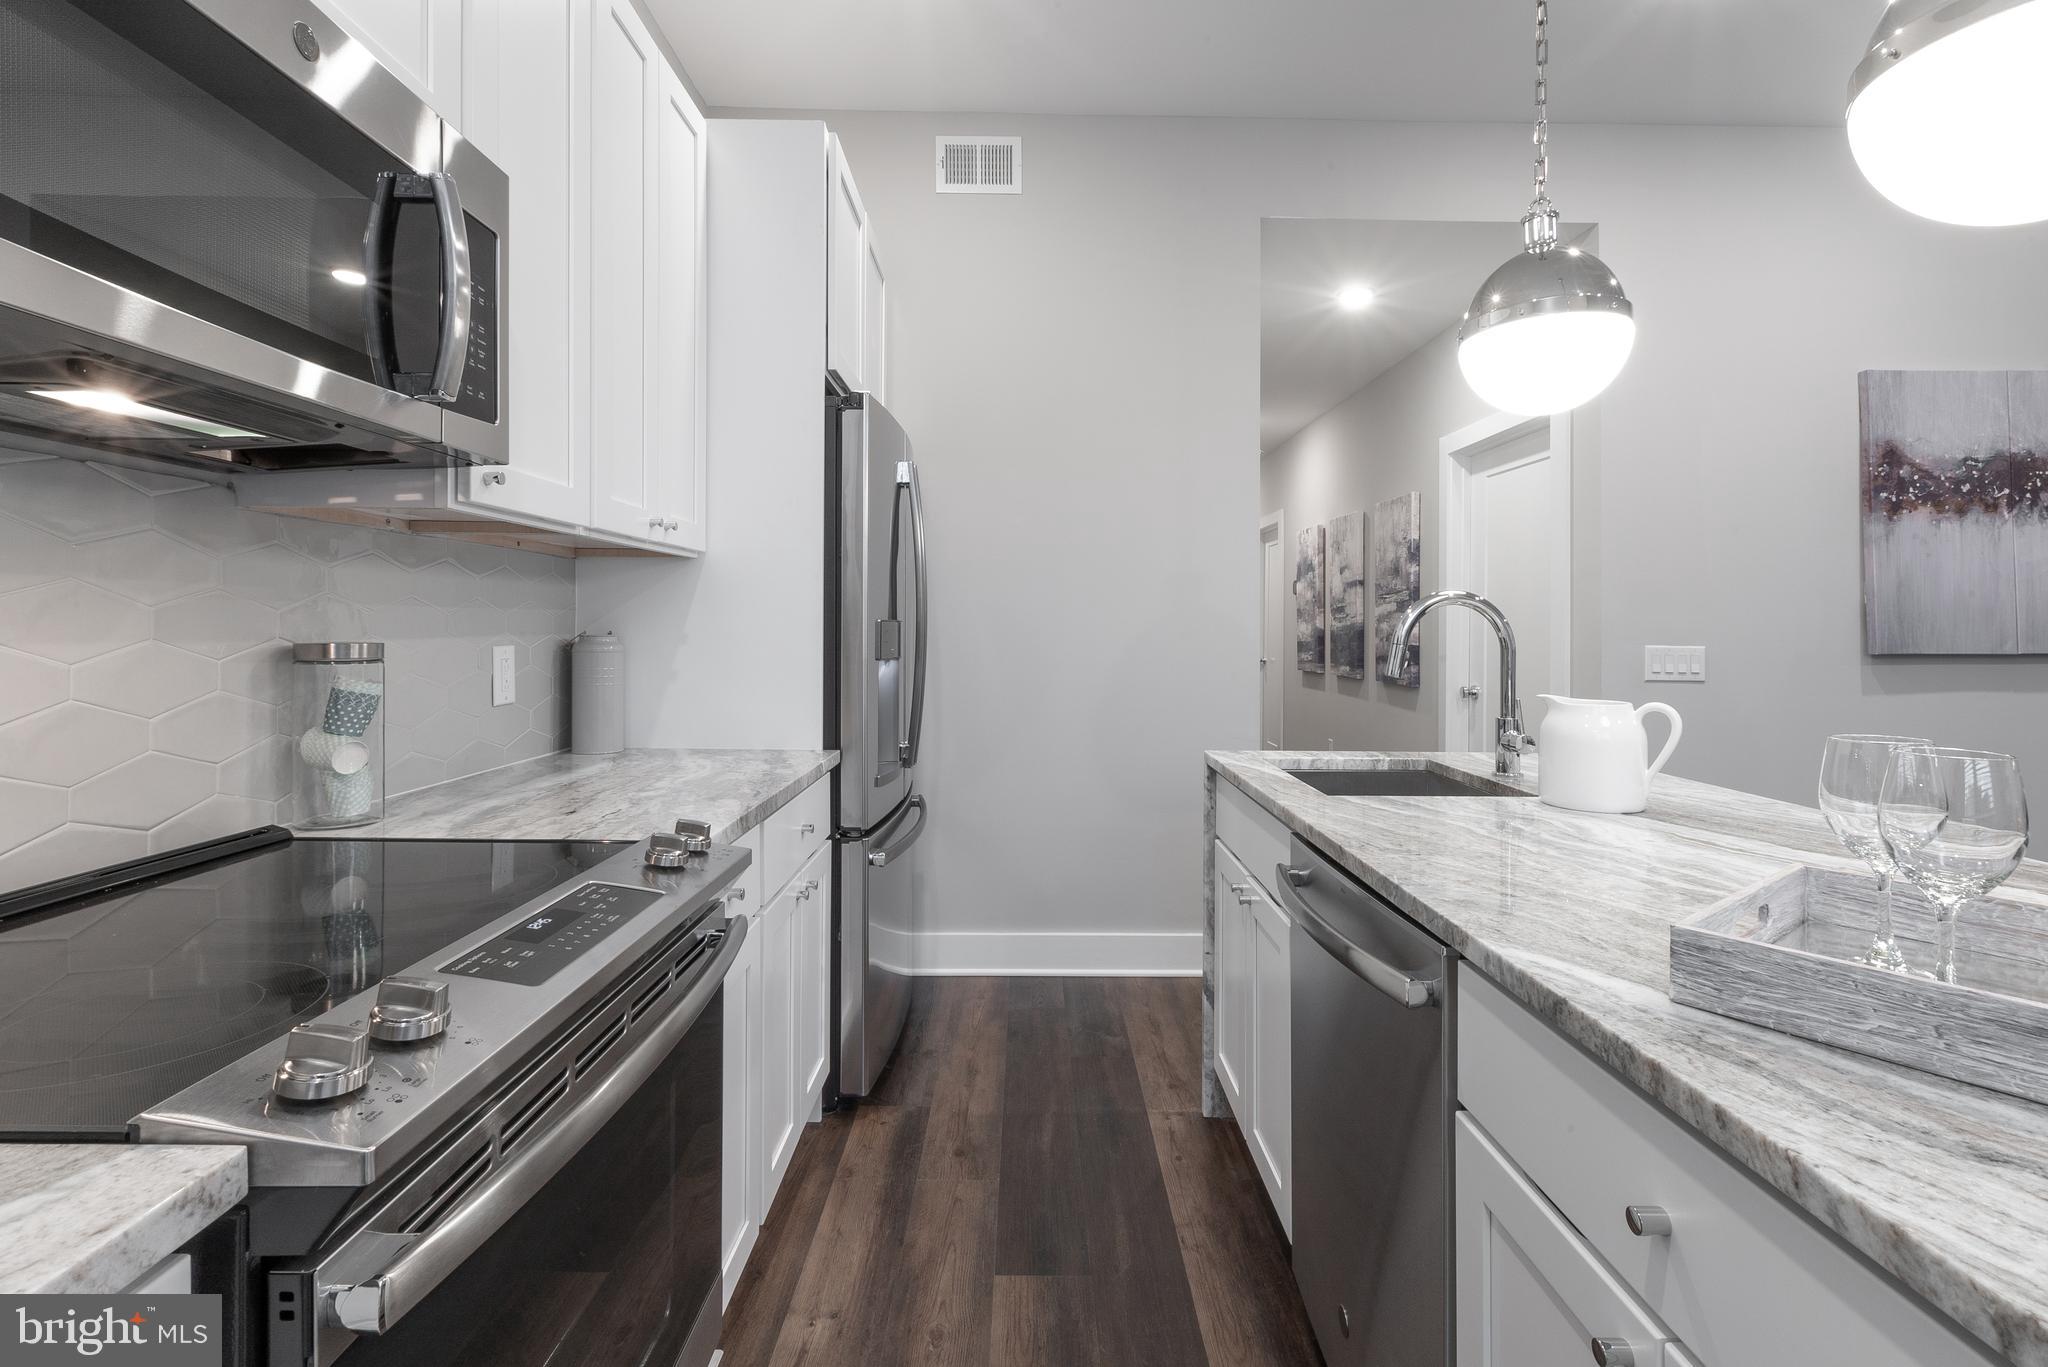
[1335,284,1376,312]
[331,267,368,287]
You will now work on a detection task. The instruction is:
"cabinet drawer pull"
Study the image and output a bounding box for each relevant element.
[1228,882,1249,895]
[1236,893,1259,906]
[798,822,816,837]
[729,887,747,903]
[1590,1339,1636,1367]
[1624,1204,1672,1237]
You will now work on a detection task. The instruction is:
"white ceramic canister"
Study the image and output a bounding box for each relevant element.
[1534,695,1682,814]
[571,631,626,755]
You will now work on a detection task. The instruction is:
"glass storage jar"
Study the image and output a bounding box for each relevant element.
[292,641,386,828]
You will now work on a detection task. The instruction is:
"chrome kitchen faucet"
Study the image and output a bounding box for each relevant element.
[1383,590,1532,777]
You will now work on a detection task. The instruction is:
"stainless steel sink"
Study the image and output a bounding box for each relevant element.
[1281,766,1527,798]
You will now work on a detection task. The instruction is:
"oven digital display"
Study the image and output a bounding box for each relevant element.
[441,883,664,985]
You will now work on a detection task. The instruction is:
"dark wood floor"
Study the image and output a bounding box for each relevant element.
[719,977,1322,1367]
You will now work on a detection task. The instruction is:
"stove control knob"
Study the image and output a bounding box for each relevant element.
[272,1023,371,1102]
[644,833,692,869]
[368,976,451,1043]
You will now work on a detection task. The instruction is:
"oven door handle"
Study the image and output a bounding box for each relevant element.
[326,916,746,1336]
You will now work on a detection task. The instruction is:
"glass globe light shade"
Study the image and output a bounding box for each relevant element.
[1456,246,1635,417]
[1847,0,2048,227]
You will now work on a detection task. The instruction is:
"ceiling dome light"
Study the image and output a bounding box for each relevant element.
[1846,0,2048,226]
[1335,283,1376,311]
[1457,0,1635,416]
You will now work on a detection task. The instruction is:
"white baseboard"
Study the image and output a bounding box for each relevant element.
[911,931,1203,977]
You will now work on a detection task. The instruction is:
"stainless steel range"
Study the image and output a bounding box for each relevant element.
[0,825,745,1367]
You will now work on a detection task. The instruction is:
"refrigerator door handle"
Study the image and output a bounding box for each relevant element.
[867,795,927,868]
[899,459,929,768]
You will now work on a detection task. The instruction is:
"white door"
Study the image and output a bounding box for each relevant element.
[318,0,462,119]
[652,62,707,551]
[1443,416,1569,749]
[456,0,587,526]
[585,0,660,539]
[826,137,867,391]
[1212,842,1252,1118]
[1247,884,1291,1237]
[1260,515,1284,749]
[758,872,799,1205]
[792,846,831,1110]
[1456,1115,1668,1367]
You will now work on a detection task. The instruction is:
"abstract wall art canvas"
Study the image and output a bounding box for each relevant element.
[1372,492,1423,687]
[1295,524,1326,674]
[1860,370,2048,655]
[1328,511,1368,679]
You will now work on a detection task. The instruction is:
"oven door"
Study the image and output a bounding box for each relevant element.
[278,921,740,1367]
[0,0,505,471]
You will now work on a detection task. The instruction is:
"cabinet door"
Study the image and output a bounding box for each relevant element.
[792,845,832,1112]
[1212,841,1251,1118]
[455,0,588,526]
[1456,1115,1667,1367]
[826,137,867,392]
[317,0,462,120]
[861,231,887,404]
[758,872,799,1211]
[721,901,762,1306]
[1248,885,1291,1236]
[652,61,707,551]
[585,0,661,539]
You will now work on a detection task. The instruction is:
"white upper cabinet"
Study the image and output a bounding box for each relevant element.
[826,137,867,393]
[317,0,462,121]
[455,0,588,528]
[585,0,660,541]
[862,231,887,404]
[653,60,708,551]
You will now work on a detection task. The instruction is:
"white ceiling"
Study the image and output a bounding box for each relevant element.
[1260,219,1551,454]
[653,0,1877,125]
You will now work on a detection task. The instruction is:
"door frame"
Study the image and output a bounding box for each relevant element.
[1435,410,1573,749]
[1258,509,1285,748]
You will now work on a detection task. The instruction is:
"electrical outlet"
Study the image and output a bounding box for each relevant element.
[1644,645,1707,683]
[492,645,516,706]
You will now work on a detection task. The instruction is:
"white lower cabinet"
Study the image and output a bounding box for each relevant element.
[1458,966,1999,1367]
[721,782,833,1302]
[1213,836,1292,1236]
[1456,1114,1668,1367]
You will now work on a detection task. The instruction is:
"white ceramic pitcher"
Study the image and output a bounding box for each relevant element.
[1535,696,1683,814]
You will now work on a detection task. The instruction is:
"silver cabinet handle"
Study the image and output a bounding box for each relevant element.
[795,879,820,901]
[798,822,816,837]
[648,517,664,530]
[1460,683,1482,699]
[1236,894,1259,906]
[1624,1205,1671,1237]
[729,887,747,903]
[1228,882,1249,895]
[1589,1339,1636,1367]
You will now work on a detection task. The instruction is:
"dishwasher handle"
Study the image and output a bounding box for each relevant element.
[1277,864,1441,1009]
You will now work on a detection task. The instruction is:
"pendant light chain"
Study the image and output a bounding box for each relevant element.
[1525,0,1560,252]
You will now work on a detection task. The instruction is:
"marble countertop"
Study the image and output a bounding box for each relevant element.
[319,748,839,844]
[0,1145,246,1293]
[1207,750,2048,1367]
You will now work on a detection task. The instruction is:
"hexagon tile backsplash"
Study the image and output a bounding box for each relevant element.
[0,454,574,895]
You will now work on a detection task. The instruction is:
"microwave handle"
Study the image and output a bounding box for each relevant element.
[326,917,746,1336]
[358,172,471,406]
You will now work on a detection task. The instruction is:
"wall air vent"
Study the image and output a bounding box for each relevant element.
[936,136,1022,194]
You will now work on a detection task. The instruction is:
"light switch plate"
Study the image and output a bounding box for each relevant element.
[1644,644,1707,682]
[492,645,516,706]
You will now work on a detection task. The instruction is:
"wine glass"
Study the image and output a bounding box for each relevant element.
[1817,734,1930,972]
[1878,746,2029,985]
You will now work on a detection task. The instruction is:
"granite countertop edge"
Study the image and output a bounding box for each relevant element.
[1206,748,2045,1367]
[0,1145,247,1294]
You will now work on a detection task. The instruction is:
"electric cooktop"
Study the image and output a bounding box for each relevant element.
[0,834,623,1137]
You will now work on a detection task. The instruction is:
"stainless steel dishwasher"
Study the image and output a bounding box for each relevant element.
[1276,835,1454,1367]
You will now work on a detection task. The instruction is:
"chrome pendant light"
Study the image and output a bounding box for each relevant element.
[1847,0,2048,226]
[1457,0,1635,417]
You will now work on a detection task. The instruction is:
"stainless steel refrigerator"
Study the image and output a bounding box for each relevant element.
[826,388,927,1099]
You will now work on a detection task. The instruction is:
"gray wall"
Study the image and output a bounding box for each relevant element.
[807,111,2048,949]
[0,454,573,894]
[1260,319,1496,751]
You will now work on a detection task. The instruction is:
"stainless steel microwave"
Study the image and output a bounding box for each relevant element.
[0,0,508,472]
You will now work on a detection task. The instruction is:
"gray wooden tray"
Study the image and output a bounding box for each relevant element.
[1670,865,2048,1105]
